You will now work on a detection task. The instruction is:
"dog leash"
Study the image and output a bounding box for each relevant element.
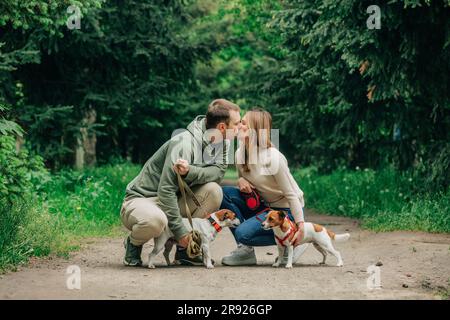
[176,170,203,259]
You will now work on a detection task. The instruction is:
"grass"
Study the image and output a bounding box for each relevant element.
[224,166,238,180]
[0,162,140,272]
[40,164,140,238]
[1,162,448,272]
[439,278,450,300]
[292,166,450,233]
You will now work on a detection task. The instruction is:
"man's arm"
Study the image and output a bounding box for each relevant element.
[157,138,191,241]
[184,140,229,185]
[184,164,227,185]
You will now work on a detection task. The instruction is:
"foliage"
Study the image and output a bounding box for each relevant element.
[1,0,214,167]
[294,166,450,233]
[253,0,450,192]
[0,162,140,272]
[0,134,48,201]
[1,0,446,189]
[0,197,56,271]
[0,0,449,271]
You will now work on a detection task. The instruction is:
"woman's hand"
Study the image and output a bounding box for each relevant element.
[290,221,305,247]
[238,177,254,193]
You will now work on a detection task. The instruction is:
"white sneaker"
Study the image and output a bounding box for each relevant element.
[222,244,257,266]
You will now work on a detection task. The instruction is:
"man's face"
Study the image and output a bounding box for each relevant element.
[216,110,241,140]
[225,110,242,139]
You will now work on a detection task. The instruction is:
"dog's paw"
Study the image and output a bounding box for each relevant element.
[206,264,214,269]
[336,262,344,267]
[148,264,156,269]
[285,264,293,269]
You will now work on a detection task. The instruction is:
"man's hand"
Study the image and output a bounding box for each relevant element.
[290,222,305,247]
[178,234,190,248]
[173,158,189,176]
[238,177,254,193]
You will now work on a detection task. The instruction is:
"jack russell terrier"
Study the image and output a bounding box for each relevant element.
[148,209,240,269]
[261,210,350,268]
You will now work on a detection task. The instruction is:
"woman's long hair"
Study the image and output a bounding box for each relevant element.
[240,108,272,172]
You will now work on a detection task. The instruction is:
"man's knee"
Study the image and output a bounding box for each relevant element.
[202,182,223,210]
[131,214,168,245]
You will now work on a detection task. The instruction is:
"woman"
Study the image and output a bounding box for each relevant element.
[220,108,308,266]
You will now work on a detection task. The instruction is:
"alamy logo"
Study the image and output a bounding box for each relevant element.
[366,5,381,30]
[66,5,81,30]
[366,265,382,289]
[66,265,81,290]
[169,128,281,175]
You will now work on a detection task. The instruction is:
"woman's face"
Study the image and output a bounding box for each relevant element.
[238,114,250,141]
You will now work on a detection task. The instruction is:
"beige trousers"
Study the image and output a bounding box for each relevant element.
[120,182,223,246]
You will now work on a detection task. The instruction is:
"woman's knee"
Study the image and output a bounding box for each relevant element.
[221,186,241,206]
[234,226,252,245]
[222,186,240,198]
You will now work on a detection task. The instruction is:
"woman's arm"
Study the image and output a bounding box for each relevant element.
[235,148,255,193]
[271,150,305,224]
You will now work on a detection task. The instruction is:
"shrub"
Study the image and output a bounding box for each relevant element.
[0,135,49,201]
[0,133,56,271]
[294,167,449,233]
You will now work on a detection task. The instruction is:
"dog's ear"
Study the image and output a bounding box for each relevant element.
[277,210,287,220]
[216,209,235,221]
[225,210,236,220]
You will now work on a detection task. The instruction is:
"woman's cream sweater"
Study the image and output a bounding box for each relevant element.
[236,146,305,223]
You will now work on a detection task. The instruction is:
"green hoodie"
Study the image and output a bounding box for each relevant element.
[125,116,228,240]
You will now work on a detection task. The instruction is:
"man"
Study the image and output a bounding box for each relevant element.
[121,99,241,266]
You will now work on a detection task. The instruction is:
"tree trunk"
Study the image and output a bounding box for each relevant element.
[74,108,97,169]
[75,136,85,170]
[15,135,24,154]
[83,108,97,167]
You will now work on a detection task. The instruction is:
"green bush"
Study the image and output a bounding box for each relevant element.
[0,161,140,272]
[363,191,450,233]
[37,163,140,237]
[0,197,57,270]
[0,135,48,200]
[294,167,450,233]
[0,133,57,271]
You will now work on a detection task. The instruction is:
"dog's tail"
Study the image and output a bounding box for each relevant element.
[327,230,350,242]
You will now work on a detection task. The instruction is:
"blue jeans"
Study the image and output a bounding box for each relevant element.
[220,186,298,247]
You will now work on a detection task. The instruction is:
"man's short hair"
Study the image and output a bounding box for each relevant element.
[206,99,240,129]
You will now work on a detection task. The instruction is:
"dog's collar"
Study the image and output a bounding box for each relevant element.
[207,215,222,233]
[275,219,296,247]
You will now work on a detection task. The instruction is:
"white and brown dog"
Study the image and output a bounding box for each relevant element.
[148,209,240,269]
[262,210,350,268]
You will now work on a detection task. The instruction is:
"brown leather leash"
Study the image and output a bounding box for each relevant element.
[176,171,204,259]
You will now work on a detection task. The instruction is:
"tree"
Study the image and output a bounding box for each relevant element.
[1,0,215,168]
[249,0,449,189]
[0,0,102,167]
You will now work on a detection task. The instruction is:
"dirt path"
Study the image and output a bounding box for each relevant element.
[1,211,449,300]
